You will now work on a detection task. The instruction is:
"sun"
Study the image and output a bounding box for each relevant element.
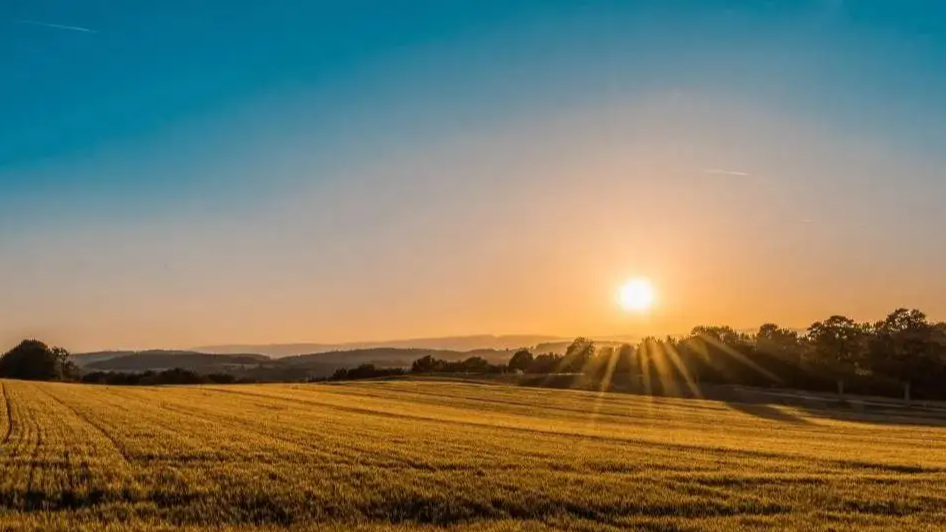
[617,277,656,313]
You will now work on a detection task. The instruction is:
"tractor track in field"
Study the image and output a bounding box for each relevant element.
[23,398,43,494]
[0,382,12,450]
[153,390,512,499]
[152,394,383,465]
[147,387,519,486]
[334,384,734,424]
[203,386,946,475]
[34,386,133,467]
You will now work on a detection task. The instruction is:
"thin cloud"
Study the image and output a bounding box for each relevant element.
[15,19,97,34]
[702,168,751,177]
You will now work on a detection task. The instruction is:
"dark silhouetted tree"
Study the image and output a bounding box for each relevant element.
[756,324,801,355]
[332,364,406,381]
[527,353,562,374]
[754,323,808,386]
[460,356,490,373]
[866,309,944,400]
[0,340,76,381]
[614,343,635,374]
[508,349,534,372]
[562,337,595,373]
[691,326,750,349]
[684,326,765,386]
[806,316,869,393]
[411,355,438,373]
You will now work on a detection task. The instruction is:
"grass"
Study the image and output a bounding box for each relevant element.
[0,378,944,531]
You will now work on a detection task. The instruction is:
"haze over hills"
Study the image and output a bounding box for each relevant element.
[279,347,513,367]
[71,347,517,381]
[69,350,262,367]
[196,334,569,358]
[80,352,267,371]
[70,334,651,370]
[66,334,659,378]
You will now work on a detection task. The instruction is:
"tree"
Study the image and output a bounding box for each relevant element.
[691,326,750,348]
[526,353,563,374]
[0,340,76,381]
[508,349,534,373]
[614,343,635,374]
[806,316,867,368]
[755,324,803,364]
[331,364,406,381]
[411,355,438,373]
[866,309,943,400]
[686,326,762,385]
[585,346,614,379]
[756,324,800,353]
[460,356,490,373]
[806,316,868,393]
[562,337,595,373]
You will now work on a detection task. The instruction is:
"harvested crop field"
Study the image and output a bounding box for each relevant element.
[0,378,944,531]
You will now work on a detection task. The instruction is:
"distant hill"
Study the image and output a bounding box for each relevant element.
[196,335,565,358]
[70,351,129,367]
[280,348,514,369]
[80,351,269,372]
[71,350,266,368]
[72,347,513,381]
[73,340,663,381]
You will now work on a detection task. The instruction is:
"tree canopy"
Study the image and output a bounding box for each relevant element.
[0,340,76,381]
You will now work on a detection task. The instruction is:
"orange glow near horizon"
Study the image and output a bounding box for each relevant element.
[3,94,946,353]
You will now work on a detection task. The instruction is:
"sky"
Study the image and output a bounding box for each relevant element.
[2,1,946,351]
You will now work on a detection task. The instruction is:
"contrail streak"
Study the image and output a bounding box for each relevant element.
[703,168,750,177]
[16,19,97,34]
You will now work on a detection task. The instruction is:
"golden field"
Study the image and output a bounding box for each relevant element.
[0,378,944,531]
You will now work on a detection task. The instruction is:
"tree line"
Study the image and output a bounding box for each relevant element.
[406,309,946,401]
[81,368,248,386]
[324,364,407,381]
[3,308,945,400]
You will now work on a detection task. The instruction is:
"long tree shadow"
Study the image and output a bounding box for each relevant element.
[793,403,946,428]
[725,401,811,425]
[694,383,946,428]
[719,386,946,427]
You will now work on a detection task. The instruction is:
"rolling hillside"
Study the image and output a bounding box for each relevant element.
[197,334,564,357]
[279,347,512,368]
[72,347,514,380]
[84,352,269,371]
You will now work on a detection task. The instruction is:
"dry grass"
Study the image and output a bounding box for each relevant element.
[0,377,944,531]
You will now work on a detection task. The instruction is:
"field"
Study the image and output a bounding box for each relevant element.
[0,379,945,531]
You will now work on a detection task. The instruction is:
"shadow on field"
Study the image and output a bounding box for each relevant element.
[725,401,811,424]
[511,374,946,428]
[794,405,946,428]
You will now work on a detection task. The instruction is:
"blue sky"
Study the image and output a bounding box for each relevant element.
[2,1,946,350]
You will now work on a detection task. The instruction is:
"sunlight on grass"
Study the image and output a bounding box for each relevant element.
[0,378,944,531]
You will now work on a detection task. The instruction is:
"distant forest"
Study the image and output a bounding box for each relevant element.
[2,308,945,400]
[337,308,946,401]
